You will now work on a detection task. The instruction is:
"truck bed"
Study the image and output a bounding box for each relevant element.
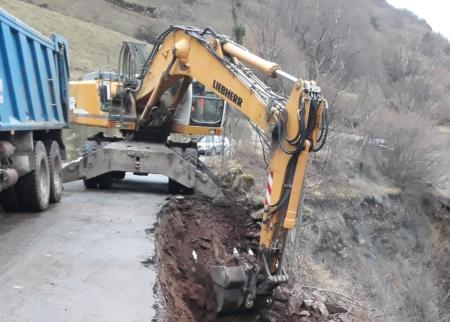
[0,9,69,131]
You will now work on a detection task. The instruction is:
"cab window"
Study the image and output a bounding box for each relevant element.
[190,82,224,126]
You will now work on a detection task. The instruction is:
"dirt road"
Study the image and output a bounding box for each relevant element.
[0,175,168,322]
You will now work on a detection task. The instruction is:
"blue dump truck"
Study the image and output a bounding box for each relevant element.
[0,9,69,211]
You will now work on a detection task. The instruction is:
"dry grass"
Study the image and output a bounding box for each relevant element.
[22,0,236,38]
[130,0,235,33]
[20,0,156,37]
[1,0,140,79]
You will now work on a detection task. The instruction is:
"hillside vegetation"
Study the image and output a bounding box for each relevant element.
[0,0,140,79]
[2,0,449,320]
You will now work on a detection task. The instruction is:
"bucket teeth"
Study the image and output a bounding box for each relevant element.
[210,265,248,313]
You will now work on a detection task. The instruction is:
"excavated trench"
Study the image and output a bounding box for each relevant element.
[154,195,256,321]
[154,195,349,322]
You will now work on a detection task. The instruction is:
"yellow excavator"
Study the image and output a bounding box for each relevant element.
[65,26,329,312]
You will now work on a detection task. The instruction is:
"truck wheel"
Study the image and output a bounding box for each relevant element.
[168,178,194,195]
[168,147,195,194]
[82,140,99,189]
[113,171,126,180]
[168,179,185,194]
[84,179,98,189]
[183,148,198,167]
[98,173,114,189]
[48,141,63,203]
[0,187,21,212]
[169,147,182,194]
[171,147,183,156]
[18,141,50,211]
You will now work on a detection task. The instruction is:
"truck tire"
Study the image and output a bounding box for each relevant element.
[82,140,99,189]
[170,181,194,195]
[168,179,182,194]
[82,140,114,190]
[183,148,198,167]
[98,173,114,189]
[0,187,21,212]
[168,147,194,194]
[47,141,63,203]
[18,141,50,211]
[168,179,194,194]
[113,171,126,180]
[171,147,183,156]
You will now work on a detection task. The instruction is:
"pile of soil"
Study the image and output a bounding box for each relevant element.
[154,196,353,322]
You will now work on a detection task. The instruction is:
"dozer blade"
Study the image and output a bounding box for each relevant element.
[210,265,249,313]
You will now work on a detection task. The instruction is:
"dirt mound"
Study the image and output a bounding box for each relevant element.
[155,196,352,321]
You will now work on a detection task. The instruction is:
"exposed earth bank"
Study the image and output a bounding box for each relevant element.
[154,196,359,322]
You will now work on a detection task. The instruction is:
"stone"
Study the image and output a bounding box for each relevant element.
[317,302,329,317]
[273,286,290,302]
[303,206,313,214]
[198,240,211,249]
[312,302,321,313]
[251,196,265,210]
[299,290,313,301]
[250,208,264,220]
[240,173,255,190]
[245,229,260,238]
[231,176,241,191]
[336,314,353,322]
[288,296,303,314]
[301,299,314,309]
[325,302,348,314]
[312,290,327,303]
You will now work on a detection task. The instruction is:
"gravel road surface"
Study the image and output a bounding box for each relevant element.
[0,174,168,322]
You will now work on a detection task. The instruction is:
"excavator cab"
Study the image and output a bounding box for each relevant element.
[70,40,226,139]
[172,81,226,136]
[191,81,226,127]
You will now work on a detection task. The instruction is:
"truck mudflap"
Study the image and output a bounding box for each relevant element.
[62,140,222,199]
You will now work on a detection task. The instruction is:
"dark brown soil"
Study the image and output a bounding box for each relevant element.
[155,196,351,322]
[155,195,257,322]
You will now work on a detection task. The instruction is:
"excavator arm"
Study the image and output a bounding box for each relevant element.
[126,26,329,312]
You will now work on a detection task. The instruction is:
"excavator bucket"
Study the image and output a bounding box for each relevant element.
[210,265,249,313]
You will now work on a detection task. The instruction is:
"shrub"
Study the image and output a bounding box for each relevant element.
[362,110,442,197]
[134,27,159,44]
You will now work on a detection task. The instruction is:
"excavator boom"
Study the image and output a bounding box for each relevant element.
[129,26,329,312]
[70,25,329,313]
